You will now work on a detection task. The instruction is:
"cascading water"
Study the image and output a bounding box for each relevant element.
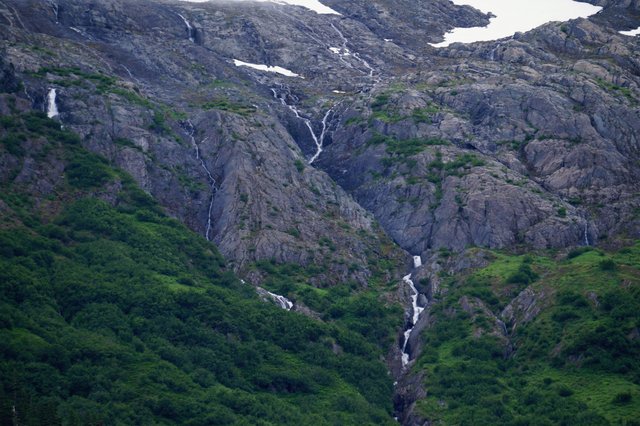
[46,88,59,118]
[309,106,336,164]
[177,13,195,43]
[243,279,294,311]
[183,120,218,241]
[583,221,590,246]
[48,0,59,24]
[330,22,375,78]
[263,289,294,310]
[489,42,502,61]
[271,87,335,164]
[401,255,426,367]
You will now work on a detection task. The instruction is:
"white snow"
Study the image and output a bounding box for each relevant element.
[620,26,640,36]
[46,88,59,118]
[431,0,602,47]
[233,59,302,78]
[177,0,340,15]
[413,255,422,269]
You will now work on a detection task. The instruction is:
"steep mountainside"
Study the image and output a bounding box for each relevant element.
[1,0,640,424]
[0,97,399,424]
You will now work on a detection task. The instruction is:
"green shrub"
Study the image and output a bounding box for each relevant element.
[612,392,632,404]
[599,259,616,271]
[66,153,112,188]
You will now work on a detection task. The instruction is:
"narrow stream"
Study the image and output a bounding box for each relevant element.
[271,87,335,164]
[177,13,195,42]
[183,120,218,241]
[584,221,590,246]
[263,289,294,310]
[401,255,425,367]
[330,22,376,79]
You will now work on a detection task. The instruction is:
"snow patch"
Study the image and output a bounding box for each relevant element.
[620,26,640,36]
[431,0,601,47]
[233,59,303,78]
[178,0,340,15]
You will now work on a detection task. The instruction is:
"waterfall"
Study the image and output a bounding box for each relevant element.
[271,87,335,164]
[242,279,294,311]
[46,88,59,118]
[255,286,294,310]
[401,255,425,367]
[583,221,590,246]
[48,0,59,23]
[121,65,134,79]
[177,13,195,43]
[183,120,218,241]
[489,42,501,61]
[265,290,294,310]
[309,107,336,164]
[330,22,375,78]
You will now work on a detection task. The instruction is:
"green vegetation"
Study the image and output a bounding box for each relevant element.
[595,78,635,102]
[200,98,257,116]
[32,66,116,92]
[0,108,397,425]
[411,104,442,124]
[31,66,186,138]
[369,91,443,125]
[251,260,402,352]
[367,132,449,162]
[415,246,640,425]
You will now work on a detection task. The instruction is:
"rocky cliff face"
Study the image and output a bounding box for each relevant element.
[1,0,639,423]
[8,0,637,274]
[319,15,640,257]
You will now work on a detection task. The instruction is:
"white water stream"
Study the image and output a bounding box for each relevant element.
[330,23,375,79]
[264,289,294,310]
[401,255,426,367]
[177,13,195,42]
[46,88,59,118]
[584,221,590,246]
[183,121,218,241]
[271,87,335,164]
[48,0,59,23]
[431,0,602,47]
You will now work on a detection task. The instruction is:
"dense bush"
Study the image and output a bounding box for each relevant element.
[0,110,397,425]
[415,246,640,425]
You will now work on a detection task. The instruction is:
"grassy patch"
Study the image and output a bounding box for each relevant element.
[414,244,640,425]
